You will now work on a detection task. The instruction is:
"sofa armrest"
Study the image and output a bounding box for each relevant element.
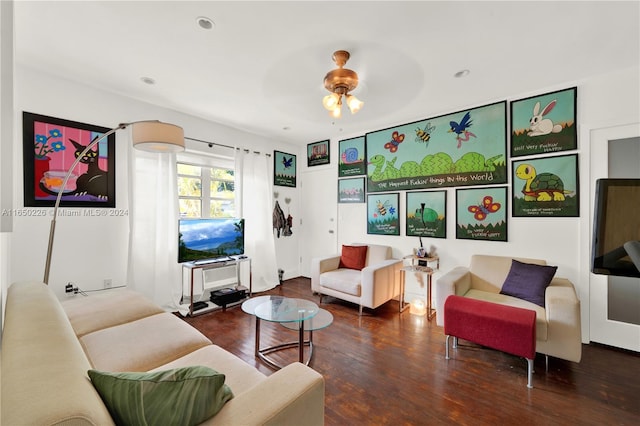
[360,259,402,309]
[435,266,471,326]
[206,362,324,426]
[543,278,582,362]
[311,255,341,292]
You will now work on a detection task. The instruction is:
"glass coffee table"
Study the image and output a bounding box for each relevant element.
[242,295,333,369]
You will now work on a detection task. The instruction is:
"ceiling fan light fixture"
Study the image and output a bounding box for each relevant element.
[322,50,362,117]
[346,94,363,114]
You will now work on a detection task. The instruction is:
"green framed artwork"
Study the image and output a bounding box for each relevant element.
[307,140,330,167]
[406,190,446,238]
[365,101,507,193]
[367,192,400,235]
[338,135,366,177]
[338,177,365,203]
[456,186,508,241]
[511,87,577,157]
[512,153,579,217]
[273,150,296,187]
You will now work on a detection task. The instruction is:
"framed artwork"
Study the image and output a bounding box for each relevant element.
[366,101,507,193]
[406,190,446,238]
[512,153,579,217]
[367,192,400,235]
[274,150,297,187]
[338,177,365,203]
[511,87,577,157]
[338,135,366,177]
[307,139,330,167]
[456,186,508,241]
[23,111,116,207]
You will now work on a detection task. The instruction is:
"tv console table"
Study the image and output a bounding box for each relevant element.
[182,256,252,317]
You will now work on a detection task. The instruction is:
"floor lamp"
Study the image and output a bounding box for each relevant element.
[43,120,185,285]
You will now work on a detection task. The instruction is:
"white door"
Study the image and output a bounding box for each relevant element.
[588,124,640,351]
[300,168,337,277]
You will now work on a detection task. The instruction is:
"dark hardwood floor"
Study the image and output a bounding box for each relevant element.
[182,277,640,425]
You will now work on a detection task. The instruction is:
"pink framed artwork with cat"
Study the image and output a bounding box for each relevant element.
[22,112,116,207]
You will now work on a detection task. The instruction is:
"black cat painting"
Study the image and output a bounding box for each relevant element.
[39,138,110,201]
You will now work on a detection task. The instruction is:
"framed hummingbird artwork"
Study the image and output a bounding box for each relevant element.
[274,150,296,187]
[365,101,507,193]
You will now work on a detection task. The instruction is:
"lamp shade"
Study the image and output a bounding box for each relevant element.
[132,121,185,152]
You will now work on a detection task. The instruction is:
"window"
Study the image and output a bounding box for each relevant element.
[177,153,235,218]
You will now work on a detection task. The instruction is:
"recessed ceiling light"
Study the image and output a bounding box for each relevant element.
[140,76,155,85]
[282,126,291,131]
[454,69,470,78]
[196,16,215,30]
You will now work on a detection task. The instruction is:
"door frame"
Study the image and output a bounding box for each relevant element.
[584,122,640,351]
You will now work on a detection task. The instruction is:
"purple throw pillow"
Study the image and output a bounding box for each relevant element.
[500,259,557,307]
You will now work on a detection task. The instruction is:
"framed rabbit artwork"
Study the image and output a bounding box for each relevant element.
[510,87,577,157]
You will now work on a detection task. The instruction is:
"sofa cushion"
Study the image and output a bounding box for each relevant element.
[319,269,362,296]
[339,245,368,270]
[88,366,233,426]
[500,259,557,307]
[80,312,212,372]
[63,289,164,337]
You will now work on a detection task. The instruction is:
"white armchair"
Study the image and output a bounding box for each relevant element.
[435,254,582,363]
[311,244,402,315]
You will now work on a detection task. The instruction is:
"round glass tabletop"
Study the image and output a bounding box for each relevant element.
[253,297,319,323]
[241,295,285,315]
[280,308,333,331]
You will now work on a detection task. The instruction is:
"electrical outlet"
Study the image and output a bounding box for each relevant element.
[103,278,112,289]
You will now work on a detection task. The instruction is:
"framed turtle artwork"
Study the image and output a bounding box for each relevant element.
[512,153,579,217]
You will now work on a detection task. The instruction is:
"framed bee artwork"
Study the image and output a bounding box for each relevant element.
[512,153,579,217]
[510,87,577,157]
[365,101,507,193]
[366,192,400,235]
[338,136,366,177]
[307,139,330,167]
[273,150,296,187]
[456,186,508,241]
[406,190,446,238]
[338,177,365,203]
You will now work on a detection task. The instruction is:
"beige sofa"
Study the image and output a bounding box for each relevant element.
[435,255,582,363]
[311,244,402,315]
[1,281,325,425]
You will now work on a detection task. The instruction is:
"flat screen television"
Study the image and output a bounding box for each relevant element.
[591,179,640,278]
[178,218,245,263]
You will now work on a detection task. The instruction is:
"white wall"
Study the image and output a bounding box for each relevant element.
[331,66,640,342]
[9,66,301,300]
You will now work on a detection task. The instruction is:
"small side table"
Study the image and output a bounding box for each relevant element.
[400,255,439,320]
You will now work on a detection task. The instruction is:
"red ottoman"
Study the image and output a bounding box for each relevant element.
[444,295,537,388]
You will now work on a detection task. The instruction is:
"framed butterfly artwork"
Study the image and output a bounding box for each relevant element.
[273,150,296,187]
[455,186,508,241]
[365,101,507,193]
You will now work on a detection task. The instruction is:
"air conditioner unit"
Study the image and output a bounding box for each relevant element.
[182,262,238,297]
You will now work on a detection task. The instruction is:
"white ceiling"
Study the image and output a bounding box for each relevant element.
[13,1,640,146]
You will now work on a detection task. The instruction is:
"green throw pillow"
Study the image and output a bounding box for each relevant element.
[88,366,233,426]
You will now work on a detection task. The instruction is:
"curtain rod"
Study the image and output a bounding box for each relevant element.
[184,136,271,157]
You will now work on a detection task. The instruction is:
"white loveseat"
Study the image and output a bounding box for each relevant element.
[1,281,325,425]
[434,254,582,363]
[311,244,402,315]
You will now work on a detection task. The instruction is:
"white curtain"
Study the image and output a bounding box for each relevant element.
[127,146,182,310]
[235,150,279,292]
